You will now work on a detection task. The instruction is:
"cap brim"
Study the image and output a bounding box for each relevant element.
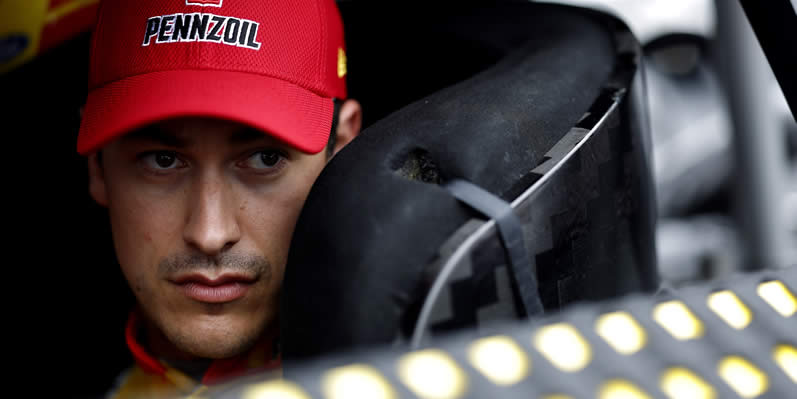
[78,70,334,155]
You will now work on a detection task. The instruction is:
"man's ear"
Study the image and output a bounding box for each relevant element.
[331,99,362,157]
[88,153,109,207]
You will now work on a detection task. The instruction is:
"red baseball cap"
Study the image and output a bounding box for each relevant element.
[77,0,347,155]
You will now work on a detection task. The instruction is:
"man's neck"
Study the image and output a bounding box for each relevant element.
[126,310,282,386]
[142,317,200,363]
[141,316,215,381]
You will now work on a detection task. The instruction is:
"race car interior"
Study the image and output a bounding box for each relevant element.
[3,0,795,398]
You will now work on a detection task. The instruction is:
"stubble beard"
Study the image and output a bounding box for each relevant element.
[138,251,275,360]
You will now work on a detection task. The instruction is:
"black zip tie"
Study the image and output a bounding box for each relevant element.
[444,179,544,317]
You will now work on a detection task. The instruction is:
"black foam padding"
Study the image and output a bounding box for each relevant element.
[281,3,617,359]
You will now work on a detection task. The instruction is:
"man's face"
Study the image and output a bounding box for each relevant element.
[89,117,337,359]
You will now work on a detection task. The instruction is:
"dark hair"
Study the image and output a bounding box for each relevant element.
[326,98,342,158]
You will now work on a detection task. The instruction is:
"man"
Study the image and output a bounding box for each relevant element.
[78,0,362,397]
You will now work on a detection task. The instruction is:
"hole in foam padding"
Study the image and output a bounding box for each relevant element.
[394,148,443,185]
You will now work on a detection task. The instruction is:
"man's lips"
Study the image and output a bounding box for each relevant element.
[171,273,257,286]
[170,273,256,303]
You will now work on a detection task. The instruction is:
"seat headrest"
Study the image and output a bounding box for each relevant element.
[281,2,624,360]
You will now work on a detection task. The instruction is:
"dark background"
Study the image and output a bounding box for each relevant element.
[4,33,133,396]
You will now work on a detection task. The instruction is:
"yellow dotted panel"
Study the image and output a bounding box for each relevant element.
[772,344,797,384]
[533,323,592,372]
[467,335,530,386]
[243,380,312,399]
[397,349,468,399]
[757,280,797,317]
[322,364,397,399]
[707,291,752,330]
[660,367,717,399]
[717,356,769,398]
[595,311,647,355]
[653,301,704,341]
[598,379,652,399]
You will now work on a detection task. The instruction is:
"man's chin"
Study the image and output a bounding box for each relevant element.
[160,312,269,359]
[178,338,255,359]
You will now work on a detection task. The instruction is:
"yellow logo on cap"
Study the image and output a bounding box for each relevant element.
[337,47,347,78]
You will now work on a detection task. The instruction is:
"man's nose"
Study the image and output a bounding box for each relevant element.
[183,173,241,256]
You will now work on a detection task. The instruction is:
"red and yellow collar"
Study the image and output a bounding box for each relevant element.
[125,310,281,388]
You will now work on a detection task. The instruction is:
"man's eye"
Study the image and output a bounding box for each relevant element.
[243,150,286,171]
[142,151,183,170]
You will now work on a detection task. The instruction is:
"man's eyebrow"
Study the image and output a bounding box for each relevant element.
[121,126,189,147]
[229,128,272,145]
